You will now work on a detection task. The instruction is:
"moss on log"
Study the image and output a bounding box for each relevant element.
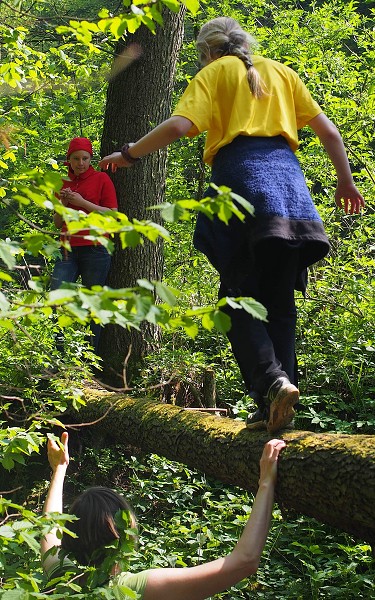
[69,389,375,544]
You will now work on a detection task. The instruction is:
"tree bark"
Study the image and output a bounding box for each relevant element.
[70,390,375,545]
[99,8,186,373]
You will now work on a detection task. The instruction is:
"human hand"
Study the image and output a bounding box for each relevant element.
[59,189,70,207]
[99,151,132,172]
[335,181,365,215]
[259,439,286,487]
[47,431,69,472]
[61,190,85,207]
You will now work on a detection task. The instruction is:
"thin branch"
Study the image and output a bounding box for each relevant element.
[41,571,86,595]
[0,394,25,402]
[94,372,177,395]
[122,344,132,390]
[303,292,366,319]
[14,320,36,342]
[54,397,127,428]
[0,512,21,526]
[0,486,22,496]
[9,208,57,236]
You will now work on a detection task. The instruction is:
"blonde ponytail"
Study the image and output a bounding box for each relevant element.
[196,17,264,99]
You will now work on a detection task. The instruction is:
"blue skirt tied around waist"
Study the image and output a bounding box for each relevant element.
[193,135,330,291]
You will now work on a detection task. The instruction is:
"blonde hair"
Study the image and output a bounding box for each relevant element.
[196,17,264,99]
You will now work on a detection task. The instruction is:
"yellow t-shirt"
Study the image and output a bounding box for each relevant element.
[172,55,322,165]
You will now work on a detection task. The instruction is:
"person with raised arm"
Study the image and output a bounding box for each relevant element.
[41,431,286,599]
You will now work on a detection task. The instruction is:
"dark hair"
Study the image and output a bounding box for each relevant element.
[60,487,137,567]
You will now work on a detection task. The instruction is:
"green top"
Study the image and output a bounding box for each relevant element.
[46,555,149,599]
[111,570,150,599]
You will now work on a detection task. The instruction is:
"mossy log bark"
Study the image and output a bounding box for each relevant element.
[71,389,375,545]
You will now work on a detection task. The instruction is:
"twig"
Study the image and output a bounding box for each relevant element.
[0,512,21,526]
[0,486,23,496]
[0,395,25,402]
[122,344,132,390]
[58,397,127,428]
[91,373,176,394]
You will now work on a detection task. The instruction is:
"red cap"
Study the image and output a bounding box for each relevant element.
[66,137,93,158]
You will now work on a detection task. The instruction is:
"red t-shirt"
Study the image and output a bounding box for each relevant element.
[60,166,118,246]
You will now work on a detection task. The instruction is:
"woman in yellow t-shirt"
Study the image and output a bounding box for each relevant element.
[41,431,286,599]
[99,17,364,434]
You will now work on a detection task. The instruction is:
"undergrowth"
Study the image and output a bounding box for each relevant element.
[59,442,375,599]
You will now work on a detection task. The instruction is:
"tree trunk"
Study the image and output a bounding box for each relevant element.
[99,8,186,374]
[69,390,375,545]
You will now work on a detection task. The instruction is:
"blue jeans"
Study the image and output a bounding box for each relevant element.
[51,245,112,353]
[51,245,112,290]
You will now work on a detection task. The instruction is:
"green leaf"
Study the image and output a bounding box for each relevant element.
[19,531,40,552]
[161,202,188,222]
[154,282,178,306]
[181,0,200,15]
[2,454,15,470]
[230,192,255,216]
[0,589,27,599]
[0,525,15,539]
[201,312,214,331]
[137,279,154,291]
[222,297,242,310]
[181,317,199,338]
[212,310,231,333]
[0,271,14,282]
[0,240,18,269]
[48,288,77,304]
[57,314,74,327]
[161,0,181,13]
[119,229,142,248]
[239,298,268,321]
[0,292,10,312]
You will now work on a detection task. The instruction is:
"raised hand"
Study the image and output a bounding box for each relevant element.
[258,438,286,486]
[47,431,69,472]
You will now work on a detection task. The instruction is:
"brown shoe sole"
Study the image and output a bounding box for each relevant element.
[267,386,299,434]
[246,419,267,431]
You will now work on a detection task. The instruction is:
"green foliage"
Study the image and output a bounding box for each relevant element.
[1,150,258,338]
[157,183,255,224]
[0,0,374,597]
[0,492,139,598]
[33,445,374,599]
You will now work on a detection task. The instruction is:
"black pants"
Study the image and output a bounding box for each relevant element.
[219,240,300,405]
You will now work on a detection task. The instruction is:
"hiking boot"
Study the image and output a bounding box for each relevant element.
[265,376,299,434]
[246,406,268,430]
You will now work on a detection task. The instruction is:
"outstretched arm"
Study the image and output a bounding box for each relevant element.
[308,113,365,214]
[40,432,69,569]
[98,116,193,171]
[142,439,286,600]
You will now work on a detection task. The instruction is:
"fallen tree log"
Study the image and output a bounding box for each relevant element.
[68,389,375,545]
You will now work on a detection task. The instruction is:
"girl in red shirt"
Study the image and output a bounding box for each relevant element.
[51,137,118,353]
